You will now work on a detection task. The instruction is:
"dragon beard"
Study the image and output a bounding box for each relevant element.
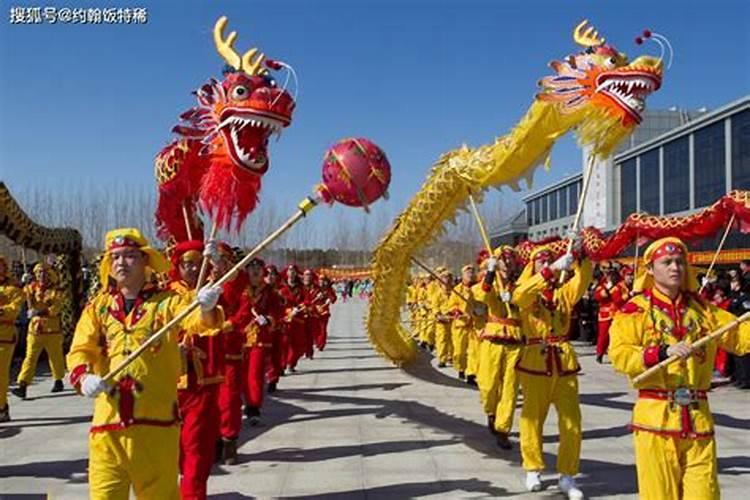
[199,156,261,232]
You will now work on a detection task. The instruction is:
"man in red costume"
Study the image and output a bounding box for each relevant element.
[279,265,306,373]
[301,269,321,360]
[593,263,629,364]
[231,258,282,426]
[211,241,248,465]
[264,264,284,393]
[314,275,337,351]
[169,241,225,500]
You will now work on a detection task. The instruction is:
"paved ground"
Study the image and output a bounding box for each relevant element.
[1,298,749,499]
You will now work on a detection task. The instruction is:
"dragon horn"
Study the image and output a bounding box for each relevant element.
[573,19,606,47]
[213,16,266,76]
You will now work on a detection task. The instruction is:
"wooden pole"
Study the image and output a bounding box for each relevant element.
[103,196,319,383]
[560,149,597,283]
[196,223,218,289]
[632,310,750,385]
[698,214,736,295]
[410,256,470,303]
[182,203,194,241]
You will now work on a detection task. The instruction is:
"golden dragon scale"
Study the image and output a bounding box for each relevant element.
[367,20,665,365]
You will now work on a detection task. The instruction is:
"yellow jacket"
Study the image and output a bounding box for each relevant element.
[25,283,64,334]
[610,287,750,438]
[448,283,475,328]
[67,283,222,432]
[431,286,454,323]
[512,259,593,376]
[473,274,523,342]
[0,278,24,343]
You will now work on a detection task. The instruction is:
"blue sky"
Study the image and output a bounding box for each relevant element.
[1,0,748,226]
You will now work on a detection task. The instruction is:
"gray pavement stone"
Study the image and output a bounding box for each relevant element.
[1,298,749,499]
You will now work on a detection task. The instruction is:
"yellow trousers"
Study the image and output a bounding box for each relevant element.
[477,342,521,433]
[0,341,14,408]
[451,324,470,372]
[634,431,718,499]
[17,332,65,384]
[434,322,453,364]
[419,318,435,346]
[519,372,581,475]
[466,334,480,377]
[89,425,181,500]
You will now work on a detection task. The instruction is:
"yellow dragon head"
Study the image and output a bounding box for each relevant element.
[537,20,665,155]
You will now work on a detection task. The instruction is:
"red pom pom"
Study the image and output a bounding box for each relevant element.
[635,37,643,45]
[642,29,652,38]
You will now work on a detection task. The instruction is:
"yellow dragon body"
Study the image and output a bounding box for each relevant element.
[368,21,665,365]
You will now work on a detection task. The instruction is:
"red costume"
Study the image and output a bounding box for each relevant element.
[169,241,225,500]
[279,266,306,372]
[593,271,628,358]
[314,279,337,351]
[263,265,285,390]
[301,270,321,360]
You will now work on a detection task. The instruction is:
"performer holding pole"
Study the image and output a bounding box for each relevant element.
[0,256,24,422]
[609,237,750,499]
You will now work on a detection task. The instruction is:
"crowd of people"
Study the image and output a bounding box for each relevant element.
[406,240,750,499]
[0,229,344,499]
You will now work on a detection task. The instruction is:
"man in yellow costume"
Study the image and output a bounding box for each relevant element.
[512,242,591,498]
[0,256,24,421]
[419,270,444,351]
[448,265,476,380]
[66,228,223,500]
[432,269,455,368]
[609,237,750,499]
[474,246,523,450]
[13,261,66,398]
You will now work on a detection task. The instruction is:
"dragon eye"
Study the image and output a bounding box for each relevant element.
[231,85,250,100]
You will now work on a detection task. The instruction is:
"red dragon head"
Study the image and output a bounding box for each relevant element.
[169,16,296,231]
[537,20,666,155]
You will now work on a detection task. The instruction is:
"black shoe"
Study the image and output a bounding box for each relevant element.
[487,415,497,436]
[222,438,238,465]
[437,362,447,368]
[268,381,278,394]
[215,439,224,463]
[11,383,27,400]
[51,380,64,393]
[428,345,435,352]
[596,355,603,364]
[496,432,513,450]
[458,371,466,380]
[466,375,477,387]
[419,341,428,349]
[0,405,9,423]
[290,367,297,373]
[246,406,261,426]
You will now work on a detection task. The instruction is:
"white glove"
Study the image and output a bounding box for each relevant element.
[743,300,750,311]
[666,341,692,359]
[486,257,498,272]
[700,277,710,287]
[81,374,109,398]
[565,229,583,251]
[197,285,221,312]
[203,240,221,264]
[254,315,268,326]
[21,272,33,285]
[291,306,301,316]
[500,291,512,303]
[551,253,575,272]
[26,309,38,319]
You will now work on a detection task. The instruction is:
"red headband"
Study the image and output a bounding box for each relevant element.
[649,241,685,263]
[108,236,141,251]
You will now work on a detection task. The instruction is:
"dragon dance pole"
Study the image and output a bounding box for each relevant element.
[560,148,597,283]
[410,256,471,304]
[104,137,391,383]
[698,214,736,295]
[196,223,219,290]
[181,202,194,241]
[467,193,511,314]
[632,310,750,385]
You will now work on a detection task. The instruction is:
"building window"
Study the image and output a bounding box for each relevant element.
[534,198,541,225]
[663,137,690,213]
[549,191,558,220]
[541,195,548,223]
[640,149,660,214]
[526,202,533,226]
[694,120,726,207]
[732,109,750,189]
[620,158,637,222]
[560,185,569,216]
[567,183,577,216]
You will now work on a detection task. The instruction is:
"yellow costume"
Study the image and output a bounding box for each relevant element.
[448,279,475,375]
[17,264,66,386]
[433,283,454,365]
[512,248,592,475]
[66,228,221,500]
[0,261,24,413]
[609,237,750,499]
[474,269,523,435]
[419,278,440,348]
